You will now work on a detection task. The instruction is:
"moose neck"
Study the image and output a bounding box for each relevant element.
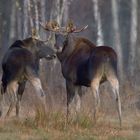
[57,34,76,62]
[23,38,40,71]
[23,37,38,57]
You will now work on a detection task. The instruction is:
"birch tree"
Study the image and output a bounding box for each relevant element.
[16,0,22,39]
[111,0,124,81]
[40,0,46,39]
[23,0,29,38]
[92,0,104,45]
[33,0,39,34]
[50,0,69,25]
[9,0,16,41]
[27,0,34,33]
[129,0,138,81]
[63,0,70,24]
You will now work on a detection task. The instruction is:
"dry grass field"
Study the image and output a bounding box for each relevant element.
[0,110,140,140]
[0,82,140,140]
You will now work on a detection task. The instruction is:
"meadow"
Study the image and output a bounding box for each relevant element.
[0,83,140,140]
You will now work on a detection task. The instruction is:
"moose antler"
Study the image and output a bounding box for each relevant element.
[40,20,88,34]
[66,20,88,33]
[40,20,60,32]
[72,25,88,33]
[66,20,76,32]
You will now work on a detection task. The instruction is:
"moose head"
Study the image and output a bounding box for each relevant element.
[40,20,88,53]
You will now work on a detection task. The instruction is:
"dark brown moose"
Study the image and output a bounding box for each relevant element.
[0,35,56,117]
[41,21,122,126]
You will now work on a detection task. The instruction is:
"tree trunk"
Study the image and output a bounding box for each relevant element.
[92,0,104,45]
[50,0,60,22]
[129,0,138,81]
[9,1,16,41]
[27,0,34,34]
[23,0,29,38]
[111,0,124,82]
[16,0,22,39]
[33,0,39,34]
[63,0,69,24]
[40,0,47,39]
[50,0,68,25]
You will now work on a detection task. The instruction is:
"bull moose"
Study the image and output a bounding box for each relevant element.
[41,21,122,126]
[0,36,56,117]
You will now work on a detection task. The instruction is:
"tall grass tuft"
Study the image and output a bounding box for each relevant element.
[34,103,48,128]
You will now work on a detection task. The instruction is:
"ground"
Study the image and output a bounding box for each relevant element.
[0,82,140,140]
[0,109,140,140]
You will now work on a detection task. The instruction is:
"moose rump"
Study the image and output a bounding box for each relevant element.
[2,47,41,93]
[88,46,117,84]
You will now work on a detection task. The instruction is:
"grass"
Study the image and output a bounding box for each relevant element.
[0,111,139,140]
[1,93,140,140]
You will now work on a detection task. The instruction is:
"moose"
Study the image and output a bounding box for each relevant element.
[41,21,122,126]
[0,35,56,117]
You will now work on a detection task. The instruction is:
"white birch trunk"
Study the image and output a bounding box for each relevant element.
[111,0,124,81]
[92,0,104,45]
[50,0,68,25]
[129,0,138,79]
[16,1,22,39]
[33,0,39,35]
[50,0,60,24]
[23,0,29,38]
[63,0,69,24]
[40,0,46,39]
[27,0,34,32]
[59,0,67,25]
[9,1,16,41]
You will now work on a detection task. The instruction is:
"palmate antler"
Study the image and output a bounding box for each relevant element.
[40,21,60,32]
[65,20,88,33]
[40,20,88,34]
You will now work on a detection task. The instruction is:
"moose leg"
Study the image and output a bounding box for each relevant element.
[26,67,46,97]
[108,77,122,127]
[66,81,75,122]
[91,78,100,122]
[28,76,48,126]
[6,81,18,117]
[28,76,47,111]
[16,81,26,117]
[29,77,45,98]
[26,67,47,125]
[75,86,82,113]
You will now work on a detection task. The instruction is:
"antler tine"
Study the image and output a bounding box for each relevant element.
[73,25,88,33]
